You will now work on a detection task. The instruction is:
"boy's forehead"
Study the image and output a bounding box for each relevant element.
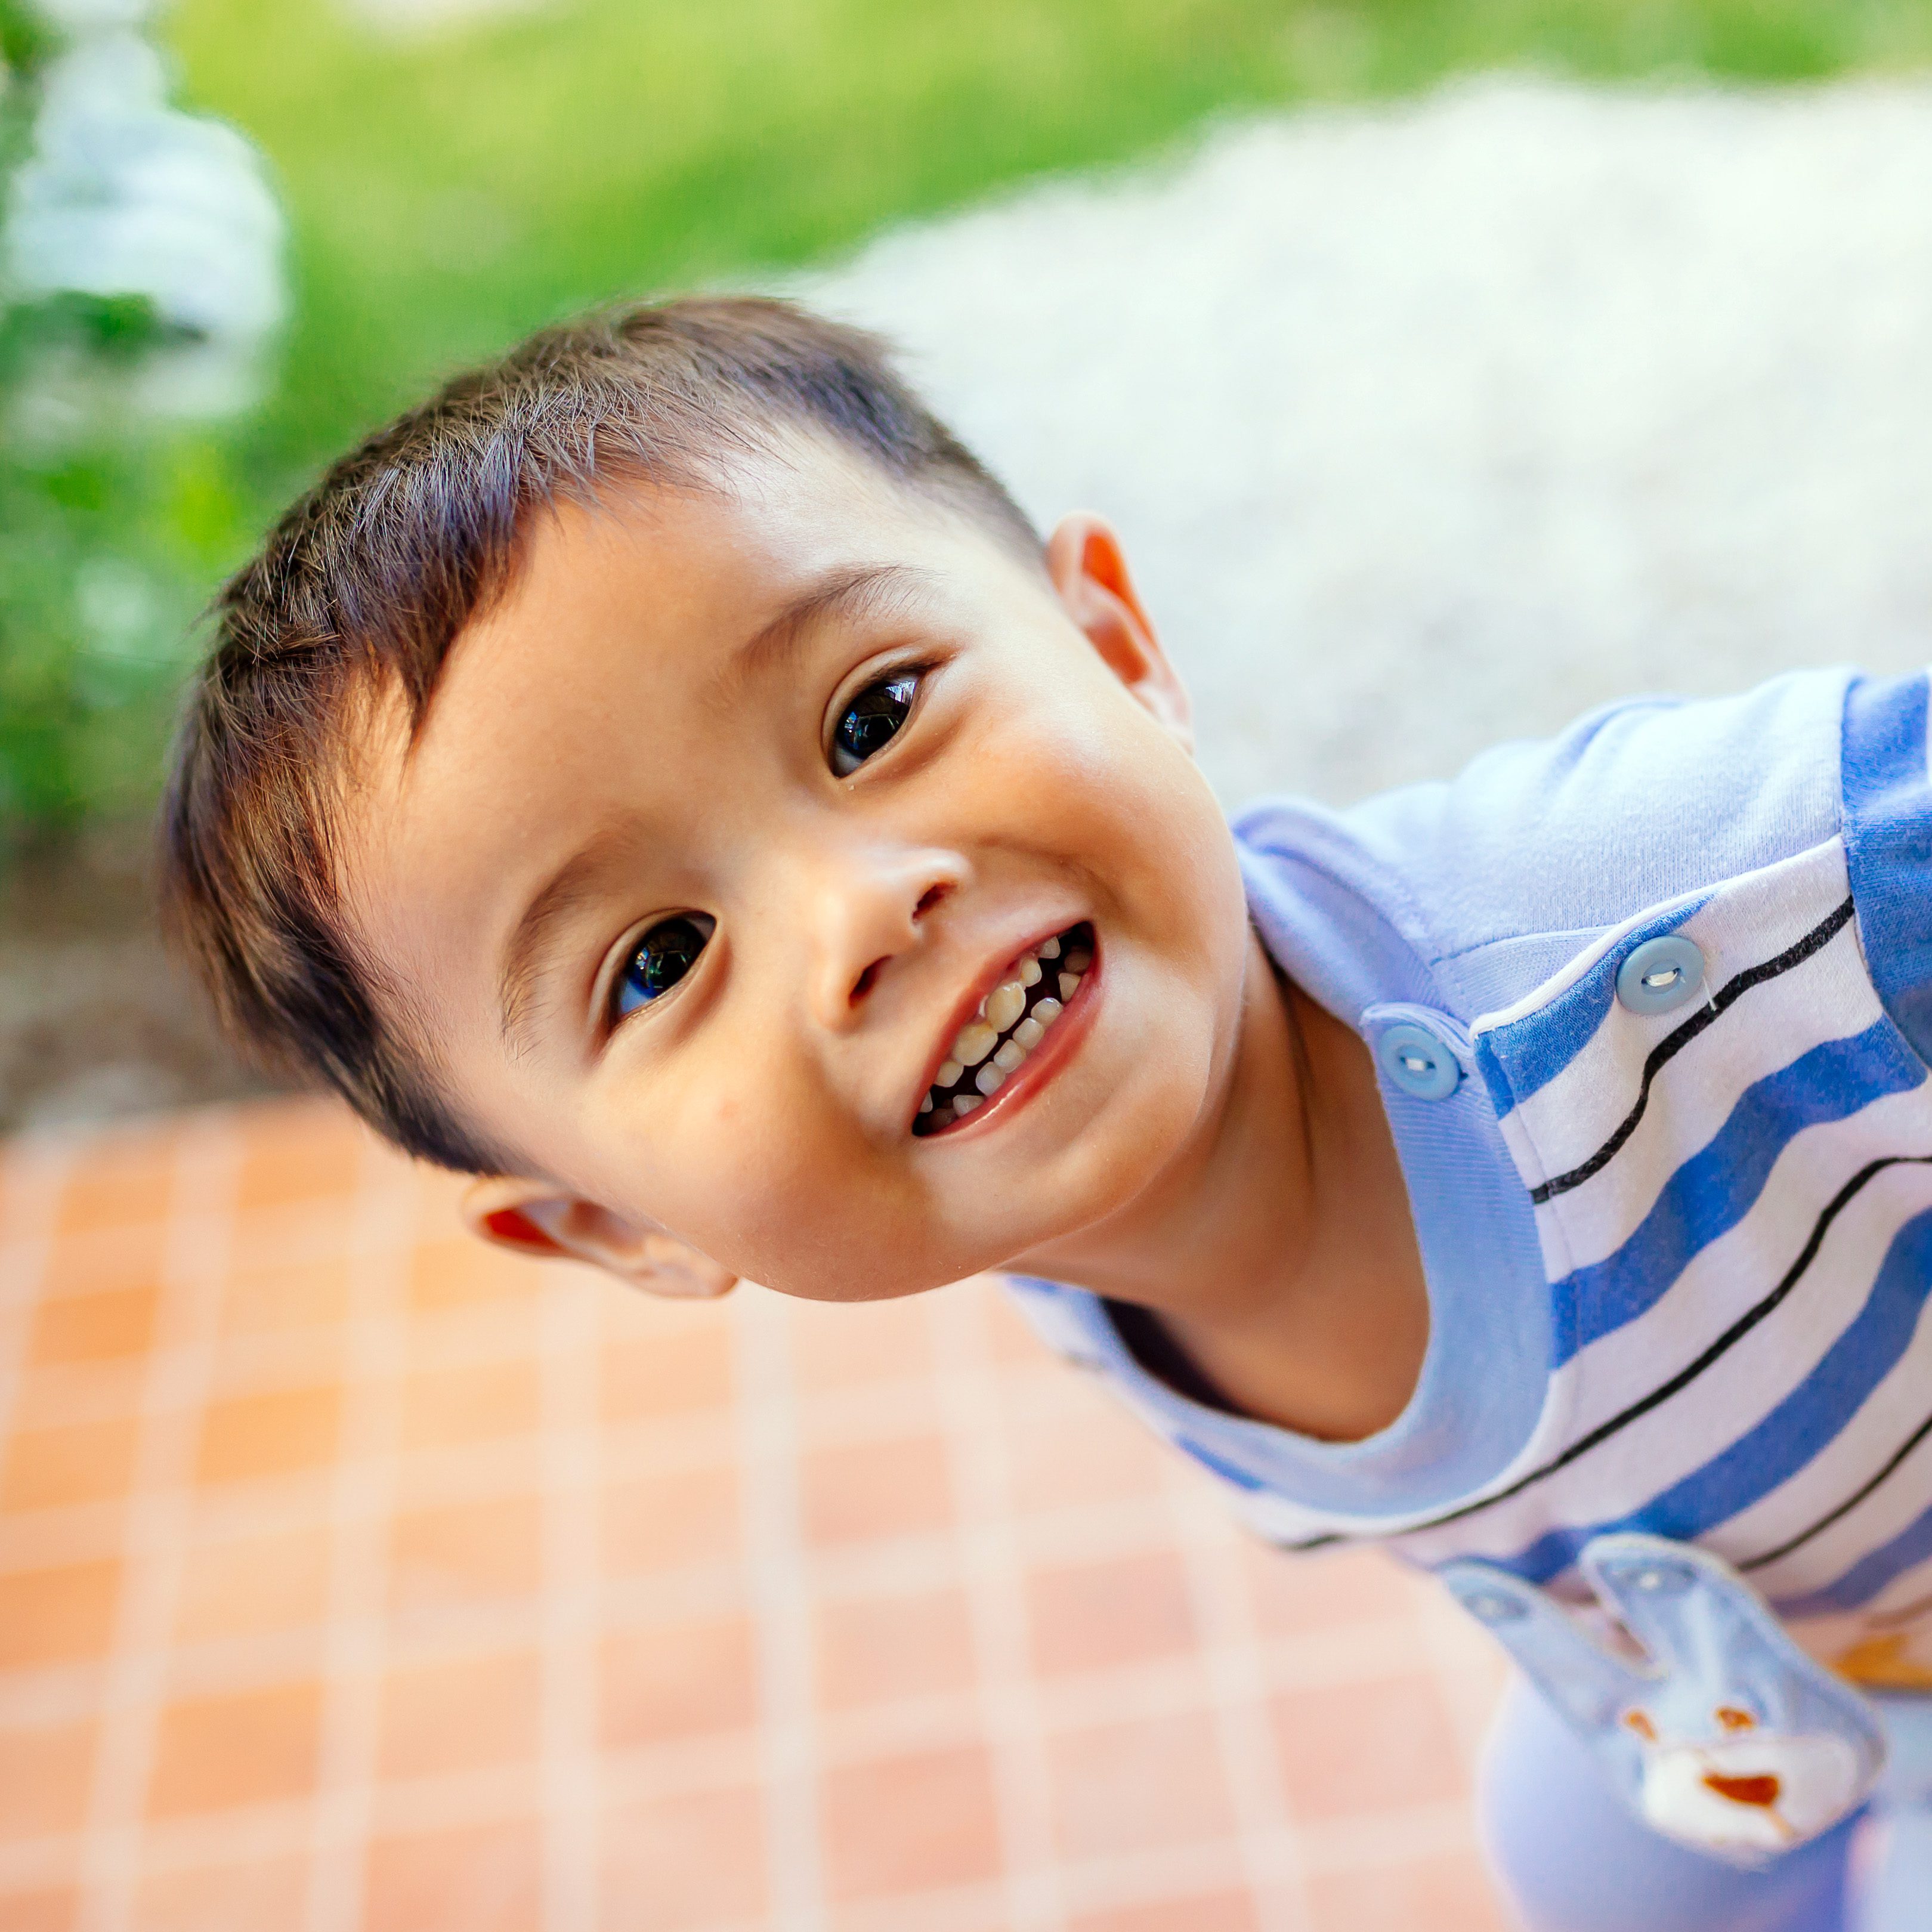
[486,439,990,681]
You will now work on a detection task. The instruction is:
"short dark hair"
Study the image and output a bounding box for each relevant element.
[159,296,1040,1173]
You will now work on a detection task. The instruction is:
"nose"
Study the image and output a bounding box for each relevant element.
[797,840,968,1032]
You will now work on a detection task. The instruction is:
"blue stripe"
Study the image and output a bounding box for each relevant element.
[1553,1022,1925,1365]
[1476,895,1710,1116]
[1843,671,1932,1068]
[1775,1494,1932,1618]
[1498,1208,1932,1585]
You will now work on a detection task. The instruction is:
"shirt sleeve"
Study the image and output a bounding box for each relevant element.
[1842,668,1932,1067]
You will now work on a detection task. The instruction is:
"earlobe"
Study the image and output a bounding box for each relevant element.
[1044,512,1194,749]
[460,1177,739,1300]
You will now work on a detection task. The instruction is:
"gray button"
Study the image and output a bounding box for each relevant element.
[1378,1022,1460,1101]
[1615,935,1706,1016]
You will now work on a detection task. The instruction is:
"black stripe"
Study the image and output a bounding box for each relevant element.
[1275,1154,1932,1554]
[1528,897,1858,1206]
[1739,1404,1932,1574]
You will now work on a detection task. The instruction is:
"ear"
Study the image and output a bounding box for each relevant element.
[1044,512,1193,750]
[459,1176,738,1300]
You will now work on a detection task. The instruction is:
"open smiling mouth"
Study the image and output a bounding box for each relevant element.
[912,922,1094,1137]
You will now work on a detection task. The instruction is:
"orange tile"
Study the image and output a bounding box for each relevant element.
[400,1358,541,1452]
[1027,1550,1197,1678]
[1072,1894,1260,1932]
[1241,1543,1416,1638]
[814,1586,976,1711]
[789,1295,933,1390]
[1304,1850,1504,1932]
[40,1225,169,1300]
[8,1361,143,1432]
[174,1523,333,1643]
[134,1854,310,1932]
[147,1682,322,1817]
[233,1105,364,1212]
[601,1321,734,1422]
[0,1415,139,1513]
[821,1744,1003,1900]
[27,1281,159,1365]
[0,1716,95,1840]
[1270,1671,1467,1821]
[364,1819,542,1932]
[981,1278,1055,1364]
[1001,1390,1169,1513]
[387,1493,543,1616]
[602,1786,766,1929]
[799,1435,953,1548]
[55,1148,174,1235]
[194,1385,341,1485]
[378,1648,540,1780]
[0,1885,76,1931]
[602,1465,741,1578]
[601,1616,756,1747]
[0,1560,120,1668]
[1048,1711,1235,1862]
[220,1257,351,1337]
[408,1237,544,1316]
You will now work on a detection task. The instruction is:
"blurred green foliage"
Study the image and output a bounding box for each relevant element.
[8,0,1932,841]
[0,2,255,836]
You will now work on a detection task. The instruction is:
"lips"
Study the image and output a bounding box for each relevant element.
[912,922,1093,1137]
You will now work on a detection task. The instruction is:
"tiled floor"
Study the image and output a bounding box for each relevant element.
[0,1099,1513,1931]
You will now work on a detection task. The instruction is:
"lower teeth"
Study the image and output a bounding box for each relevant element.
[919,926,1090,1132]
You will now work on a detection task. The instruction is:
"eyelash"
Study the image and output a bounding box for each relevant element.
[829,665,925,777]
[608,913,715,1024]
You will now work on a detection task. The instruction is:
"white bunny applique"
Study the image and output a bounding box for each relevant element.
[1441,1535,1887,1865]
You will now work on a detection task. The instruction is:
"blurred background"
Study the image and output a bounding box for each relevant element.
[8,4,1932,1930]
[7,0,1932,1130]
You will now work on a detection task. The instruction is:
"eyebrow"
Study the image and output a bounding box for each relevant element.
[706,561,936,711]
[497,564,936,1049]
[497,814,639,1052]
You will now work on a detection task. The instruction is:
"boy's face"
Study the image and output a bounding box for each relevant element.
[345,438,1253,1301]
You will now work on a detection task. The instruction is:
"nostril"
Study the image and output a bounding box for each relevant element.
[850,958,885,1004]
[914,883,950,920]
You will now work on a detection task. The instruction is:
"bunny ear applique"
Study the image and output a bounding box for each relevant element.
[1441,1535,1885,1866]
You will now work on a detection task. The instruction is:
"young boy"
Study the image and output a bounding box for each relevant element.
[163,296,1932,1930]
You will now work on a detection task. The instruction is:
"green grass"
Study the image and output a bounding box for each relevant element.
[169,0,1932,508]
[8,0,1932,836]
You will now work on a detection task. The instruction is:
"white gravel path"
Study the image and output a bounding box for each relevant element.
[802,78,1932,810]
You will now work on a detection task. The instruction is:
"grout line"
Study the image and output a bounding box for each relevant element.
[931,1281,1067,1932]
[0,1136,76,1463]
[1166,1474,1313,1932]
[73,1118,237,1932]
[539,1270,602,1932]
[733,1290,826,1932]
[301,1141,417,1932]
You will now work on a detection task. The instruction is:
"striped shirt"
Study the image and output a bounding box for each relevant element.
[1010,667,1932,1690]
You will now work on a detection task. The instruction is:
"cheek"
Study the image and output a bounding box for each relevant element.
[605,1055,858,1271]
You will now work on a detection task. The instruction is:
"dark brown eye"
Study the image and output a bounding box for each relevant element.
[831,672,919,776]
[613,914,713,1019]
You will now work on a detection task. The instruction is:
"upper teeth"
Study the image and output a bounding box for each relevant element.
[922,929,1088,1127]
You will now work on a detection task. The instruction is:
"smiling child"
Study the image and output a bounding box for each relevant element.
[163,297,1932,1931]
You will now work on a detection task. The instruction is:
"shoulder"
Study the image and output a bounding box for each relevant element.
[1236,668,1863,1019]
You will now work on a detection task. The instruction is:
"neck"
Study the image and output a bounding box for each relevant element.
[1010,926,1429,1442]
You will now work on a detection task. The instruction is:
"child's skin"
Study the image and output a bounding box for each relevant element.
[341,435,1430,1444]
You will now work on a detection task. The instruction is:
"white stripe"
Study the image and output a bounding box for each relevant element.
[1725,1375,1932,1604]
[1530,919,1880,1273]
[1390,1171,1927,1572]
[1739,1390,1932,1609]
[1487,837,1851,1184]
[1549,1078,1932,1444]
